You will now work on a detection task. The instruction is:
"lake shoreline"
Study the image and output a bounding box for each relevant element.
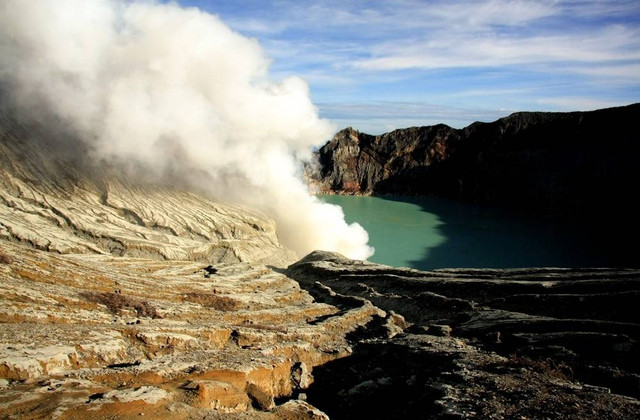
[319,194,637,270]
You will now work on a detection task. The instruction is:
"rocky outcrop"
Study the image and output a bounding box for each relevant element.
[0,242,394,418]
[287,251,640,419]
[310,104,640,226]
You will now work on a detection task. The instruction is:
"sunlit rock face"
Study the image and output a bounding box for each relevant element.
[311,103,640,224]
[0,243,387,418]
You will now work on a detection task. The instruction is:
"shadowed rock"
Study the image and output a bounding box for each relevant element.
[310,104,640,243]
[287,251,640,419]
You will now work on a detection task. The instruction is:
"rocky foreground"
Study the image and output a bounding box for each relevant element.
[1,111,640,418]
[0,242,378,419]
[2,246,639,419]
[1,113,356,418]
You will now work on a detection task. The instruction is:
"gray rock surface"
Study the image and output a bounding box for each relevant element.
[287,251,640,419]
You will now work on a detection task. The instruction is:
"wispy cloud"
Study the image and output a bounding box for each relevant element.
[558,0,640,18]
[317,101,513,133]
[182,0,640,133]
[354,16,640,71]
[564,63,640,82]
[418,0,558,29]
[536,97,623,111]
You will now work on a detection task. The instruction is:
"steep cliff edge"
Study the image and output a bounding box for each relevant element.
[310,104,640,225]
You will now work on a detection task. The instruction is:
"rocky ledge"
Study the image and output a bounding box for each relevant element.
[0,244,392,418]
[286,251,640,419]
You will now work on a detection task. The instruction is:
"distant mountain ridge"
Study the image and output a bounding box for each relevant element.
[310,103,640,226]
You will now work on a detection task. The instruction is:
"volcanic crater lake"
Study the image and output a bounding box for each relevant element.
[319,194,619,270]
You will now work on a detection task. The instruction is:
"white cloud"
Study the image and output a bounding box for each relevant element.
[354,25,640,71]
[207,1,639,115]
[536,97,625,111]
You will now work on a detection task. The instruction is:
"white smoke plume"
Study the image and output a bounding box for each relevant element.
[0,0,374,259]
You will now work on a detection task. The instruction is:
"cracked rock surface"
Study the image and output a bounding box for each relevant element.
[0,243,391,418]
[287,251,640,420]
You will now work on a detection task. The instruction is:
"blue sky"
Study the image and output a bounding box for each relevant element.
[177,0,640,133]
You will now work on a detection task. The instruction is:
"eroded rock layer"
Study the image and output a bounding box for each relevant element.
[0,242,401,418]
[0,112,296,266]
[1,113,365,418]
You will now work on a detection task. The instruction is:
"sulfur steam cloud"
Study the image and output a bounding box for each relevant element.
[0,0,373,259]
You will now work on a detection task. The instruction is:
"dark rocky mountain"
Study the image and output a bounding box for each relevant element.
[311,103,640,227]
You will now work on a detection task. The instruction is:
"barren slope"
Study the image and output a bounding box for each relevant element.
[3,112,640,419]
[0,114,387,418]
[0,113,297,266]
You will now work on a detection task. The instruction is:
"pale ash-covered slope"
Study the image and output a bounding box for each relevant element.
[0,114,296,266]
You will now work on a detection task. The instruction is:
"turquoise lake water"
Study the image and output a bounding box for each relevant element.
[319,194,618,270]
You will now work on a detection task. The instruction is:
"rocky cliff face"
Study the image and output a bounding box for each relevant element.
[311,104,640,225]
